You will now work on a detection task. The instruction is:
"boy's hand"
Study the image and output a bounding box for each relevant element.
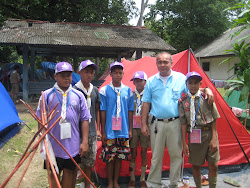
[209,138,218,153]
[183,144,189,157]
[129,129,132,139]
[101,132,107,143]
[97,130,102,141]
[79,143,88,157]
[204,88,214,105]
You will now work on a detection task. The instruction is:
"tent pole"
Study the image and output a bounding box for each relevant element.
[188,48,191,72]
[190,48,204,70]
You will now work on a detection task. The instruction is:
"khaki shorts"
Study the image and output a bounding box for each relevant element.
[130,128,150,149]
[82,136,97,167]
[11,83,19,94]
[188,130,220,166]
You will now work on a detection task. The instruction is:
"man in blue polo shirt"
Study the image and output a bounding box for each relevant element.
[141,52,214,188]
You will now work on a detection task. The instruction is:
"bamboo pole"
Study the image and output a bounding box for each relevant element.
[1,93,96,188]
[41,92,61,187]
[15,146,39,188]
[0,117,61,188]
[24,95,96,187]
[21,96,96,188]
[44,138,61,188]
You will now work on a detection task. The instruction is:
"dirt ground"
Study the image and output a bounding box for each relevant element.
[0,102,48,188]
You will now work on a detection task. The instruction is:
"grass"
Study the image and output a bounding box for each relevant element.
[0,113,48,188]
[217,88,227,98]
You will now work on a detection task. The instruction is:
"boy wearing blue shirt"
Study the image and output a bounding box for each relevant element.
[99,61,134,188]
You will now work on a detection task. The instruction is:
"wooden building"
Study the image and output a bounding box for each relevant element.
[0,19,175,101]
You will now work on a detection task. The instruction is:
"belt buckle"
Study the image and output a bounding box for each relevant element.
[163,118,169,123]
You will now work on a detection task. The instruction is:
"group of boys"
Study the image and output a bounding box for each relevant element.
[37,53,220,188]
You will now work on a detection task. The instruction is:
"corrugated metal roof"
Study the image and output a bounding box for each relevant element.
[194,25,250,58]
[0,19,175,51]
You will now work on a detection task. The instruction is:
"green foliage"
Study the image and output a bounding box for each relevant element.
[145,0,239,52]
[0,0,137,25]
[223,0,250,103]
[0,46,19,64]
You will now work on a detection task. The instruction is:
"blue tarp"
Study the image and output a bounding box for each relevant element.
[41,61,80,85]
[0,82,21,132]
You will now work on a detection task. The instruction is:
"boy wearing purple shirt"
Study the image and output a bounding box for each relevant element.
[36,62,91,188]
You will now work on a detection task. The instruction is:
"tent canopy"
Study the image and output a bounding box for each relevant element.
[0,82,22,149]
[96,49,250,178]
[0,82,21,132]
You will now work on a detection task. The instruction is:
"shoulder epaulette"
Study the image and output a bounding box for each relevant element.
[179,94,188,102]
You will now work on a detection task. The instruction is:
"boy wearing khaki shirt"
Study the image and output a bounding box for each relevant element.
[129,71,150,188]
[178,72,220,188]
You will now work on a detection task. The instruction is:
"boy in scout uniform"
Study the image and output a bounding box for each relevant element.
[129,71,150,188]
[178,71,220,188]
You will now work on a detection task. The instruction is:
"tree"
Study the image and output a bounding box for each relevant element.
[0,0,137,25]
[144,0,240,52]
[137,0,149,26]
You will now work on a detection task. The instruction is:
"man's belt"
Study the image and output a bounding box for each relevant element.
[152,116,179,123]
[158,117,179,123]
[198,126,210,131]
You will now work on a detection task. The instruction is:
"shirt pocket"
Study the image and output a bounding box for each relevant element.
[172,88,182,100]
[201,112,215,125]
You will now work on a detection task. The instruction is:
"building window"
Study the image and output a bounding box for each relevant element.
[234,63,240,74]
[202,62,210,71]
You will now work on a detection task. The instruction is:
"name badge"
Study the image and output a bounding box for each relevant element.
[133,115,141,128]
[112,116,122,130]
[190,129,201,143]
[60,122,72,139]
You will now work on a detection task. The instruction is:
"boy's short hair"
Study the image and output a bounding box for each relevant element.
[55,62,73,74]
[186,71,202,82]
[130,71,147,81]
[110,61,123,72]
[79,60,97,71]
